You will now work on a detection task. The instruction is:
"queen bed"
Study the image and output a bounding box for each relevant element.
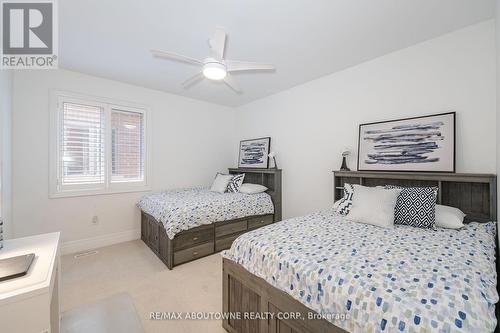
[138,168,282,269]
[221,171,498,333]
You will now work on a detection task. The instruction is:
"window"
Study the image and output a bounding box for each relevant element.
[111,109,144,182]
[61,102,105,187]
[50,92,149,197]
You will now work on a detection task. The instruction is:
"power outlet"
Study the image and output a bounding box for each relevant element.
[92,215,99,225]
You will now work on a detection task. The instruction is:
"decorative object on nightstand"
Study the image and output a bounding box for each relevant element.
[268,151,278,169]
[340,148,350,171]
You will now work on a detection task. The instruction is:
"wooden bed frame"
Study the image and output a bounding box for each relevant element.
[141,168,282,270]
[223,171,498,333]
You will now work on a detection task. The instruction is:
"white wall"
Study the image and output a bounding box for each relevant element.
[236,21,496,220]
[0,71,12,240]
[12,69,235,252]
[9,20,497,252]
[496,0,500,240]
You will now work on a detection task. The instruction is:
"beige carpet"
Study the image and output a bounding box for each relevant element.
[61,292,144,333]
[61,240,226,333]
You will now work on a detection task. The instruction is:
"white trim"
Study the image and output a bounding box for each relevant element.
[61,228,141,255]
[50,90,149,110]
[49,187,151,199]
[49,90,152,198]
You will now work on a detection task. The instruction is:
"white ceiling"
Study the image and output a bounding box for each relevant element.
[60,0,494,107]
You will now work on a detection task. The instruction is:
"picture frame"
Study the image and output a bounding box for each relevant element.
[357,112,456,173]
[238,137,271,169]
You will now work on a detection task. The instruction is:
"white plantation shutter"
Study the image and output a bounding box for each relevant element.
[61,102,105,186]
[111,109,144,182]
[51,92,149,197]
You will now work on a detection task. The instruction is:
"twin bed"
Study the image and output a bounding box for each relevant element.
[138,168,282,269]
[221,171,499,333]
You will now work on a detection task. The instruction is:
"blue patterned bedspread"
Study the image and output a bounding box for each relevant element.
[222,209,498,333]
[137,187,274,239]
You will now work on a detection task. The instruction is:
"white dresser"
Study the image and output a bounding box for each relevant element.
[0,232,61,333]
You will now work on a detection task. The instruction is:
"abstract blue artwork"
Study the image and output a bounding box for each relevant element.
[238,137,271,168]
[358,113,455,172]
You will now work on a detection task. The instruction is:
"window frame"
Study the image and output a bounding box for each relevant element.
[49,91,151,198]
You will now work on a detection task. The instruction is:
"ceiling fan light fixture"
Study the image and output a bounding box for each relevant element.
[151,27,276,92]
[202,62,226,80]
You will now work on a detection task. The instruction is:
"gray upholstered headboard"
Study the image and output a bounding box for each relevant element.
[229,168,282,222]
[333,171,497,223]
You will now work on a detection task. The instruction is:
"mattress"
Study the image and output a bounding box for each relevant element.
[222,209,498,333]
[137,187,274,239]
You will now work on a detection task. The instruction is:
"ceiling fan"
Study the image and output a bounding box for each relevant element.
[151,27,275,93]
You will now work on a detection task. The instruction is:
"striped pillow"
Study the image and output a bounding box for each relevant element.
[333,183,355,215]
[227,174,245,193]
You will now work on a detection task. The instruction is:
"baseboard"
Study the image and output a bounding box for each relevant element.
[61,229,141,255]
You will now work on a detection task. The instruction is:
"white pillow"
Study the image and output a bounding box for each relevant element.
[435,204,465,229]
[239,183,268,194]
[347,185,401,228]
[210,173,233,193]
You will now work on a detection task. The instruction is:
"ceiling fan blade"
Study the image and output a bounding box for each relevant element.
[226,60,275,72]
[151,49,203,66]
[182,72,204,88]
[223,74,242,93]
[209,27,226,60]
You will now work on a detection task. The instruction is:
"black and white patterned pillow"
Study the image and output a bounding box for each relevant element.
[385,185,438,229]
[227,174,245,193]
[333,183,355,215]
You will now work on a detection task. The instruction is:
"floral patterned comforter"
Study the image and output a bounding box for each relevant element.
[222,209,498,333]
[137,187,274,239]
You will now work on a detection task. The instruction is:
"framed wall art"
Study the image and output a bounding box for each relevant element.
[357,112,455,172]
[238,137,271,168]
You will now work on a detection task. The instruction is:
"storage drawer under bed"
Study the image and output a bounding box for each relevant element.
[248,214,274,230]
[174,241,214,265]
[173,224,213,250]
[141,211,276,269]
[215,220,247,238]
[215,232,245,252]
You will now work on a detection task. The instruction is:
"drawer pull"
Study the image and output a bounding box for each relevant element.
[192,252,198,256]
[192,237,199,241]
